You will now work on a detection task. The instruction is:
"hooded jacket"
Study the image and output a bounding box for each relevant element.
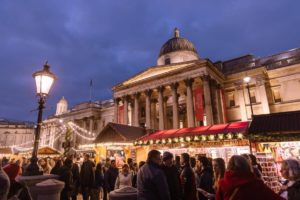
[216,170,284,200]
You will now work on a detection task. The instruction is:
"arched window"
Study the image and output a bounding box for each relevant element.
[165,57,171,65]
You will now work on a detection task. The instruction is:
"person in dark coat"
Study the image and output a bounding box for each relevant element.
[80,154,95,200]
[196,156,214,200]
[59,158,74,200]
[180,153,197,200]
[279,159,300,200]
[50,159,63,175]
[161,151,183,200]
[104,160,119,193]
[0,158,10,200]
[92,162,104,200]
[71,159,80,200]
[216,155,284,200]
[137,149,171,200]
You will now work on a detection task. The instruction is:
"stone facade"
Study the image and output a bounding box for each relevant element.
[0,119,34,148]
[42,28,300,150]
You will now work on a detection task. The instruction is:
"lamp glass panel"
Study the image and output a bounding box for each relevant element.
[35,74,54,95]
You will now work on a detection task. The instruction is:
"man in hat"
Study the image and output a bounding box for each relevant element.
[161,152,183,200]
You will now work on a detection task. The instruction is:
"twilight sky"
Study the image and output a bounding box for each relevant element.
[1,0,300,122]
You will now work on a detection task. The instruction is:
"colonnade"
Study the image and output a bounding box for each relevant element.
[114,75,226,130]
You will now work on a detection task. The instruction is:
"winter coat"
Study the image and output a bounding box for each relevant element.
[71,163,80,197]
[59,165,74,199]
[95,169,104,188]
[180,164,197,200]
[287,180,300,200]
[80,160,95,188]
[114,172,132,189]
[197,167,214,200]
[216,170,284,200]
[104,166,119,192]
[161,164,183,200]
[0,169,10,200]
[3,163,20,181]
[137,162,171,200]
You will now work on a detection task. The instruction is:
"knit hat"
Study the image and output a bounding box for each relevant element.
[163,151,173,161]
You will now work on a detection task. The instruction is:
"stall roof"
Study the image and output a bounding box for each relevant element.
[0,147,12,155]
[94,123,146,143]
[138,121,249,141]
[248,111,300,135]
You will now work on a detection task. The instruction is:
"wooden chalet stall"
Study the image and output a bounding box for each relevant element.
[248,111,300,192]
[135,121,250,163]
[80,122,146,166]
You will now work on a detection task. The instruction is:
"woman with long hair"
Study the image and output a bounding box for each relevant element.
[216,155,284,200]
[212,158,225,192]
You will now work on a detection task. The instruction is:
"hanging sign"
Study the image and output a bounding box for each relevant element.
[118,105,124,124]
[193,87,204,121]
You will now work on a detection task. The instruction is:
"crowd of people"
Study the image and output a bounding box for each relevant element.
[0,151,300,200]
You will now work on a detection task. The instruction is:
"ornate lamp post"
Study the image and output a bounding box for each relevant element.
[26,61,57,176]
[243,76,254,118]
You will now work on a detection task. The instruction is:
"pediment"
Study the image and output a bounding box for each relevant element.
[123,63,194,86]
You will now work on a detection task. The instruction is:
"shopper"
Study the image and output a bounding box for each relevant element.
[180,153,197,200]
[80,154,95,200]
[279,159,300,200]
[59,158,74,200]
[71,157,80,200]
[212,158,225,191]
[137,149,170,200]
[104,159,119,193]
[175,155,181,172]
[3,159,22,198]
[0,158,10,200]
[115,164,132,189]
[50,159,63,175]
[161,151,183,200]
[92,162,104,200]
[216,155,284,200]
[196,156,214,200]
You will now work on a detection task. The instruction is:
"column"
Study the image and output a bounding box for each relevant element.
[151,99,158,130]
[185,79,195,127]
[145,90,152,129]
[114,98,119,123]
[158,86,165,130]
[238,87,248,121]
[89,118,93,133]
[133,93,140,127]
[202,75,214,125]
[171,83,179,129]
[215,85,224,124]
[257,80,270,114]
[123,96,129,125]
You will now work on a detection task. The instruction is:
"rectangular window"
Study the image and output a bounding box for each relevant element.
[228,93,235,107]
[272,88,282,103]
[250,90,256,103]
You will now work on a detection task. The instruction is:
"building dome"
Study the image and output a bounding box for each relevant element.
[157,28,199,66]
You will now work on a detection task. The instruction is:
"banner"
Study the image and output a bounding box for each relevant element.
[118,105,124,124]
[193,87,204,121]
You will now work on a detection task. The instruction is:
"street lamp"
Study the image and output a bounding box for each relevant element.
[26,61,57,176]
[243,76,254,118]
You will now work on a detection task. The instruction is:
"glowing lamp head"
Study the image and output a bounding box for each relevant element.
[243,76,251,83]
[33,62,57,97]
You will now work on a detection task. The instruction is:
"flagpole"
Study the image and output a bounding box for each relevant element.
[89,79,93,102]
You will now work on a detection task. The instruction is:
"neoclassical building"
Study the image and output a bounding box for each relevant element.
[42,28,300,150]
[113,28,300,130]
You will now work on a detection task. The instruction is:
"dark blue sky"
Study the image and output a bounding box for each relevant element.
[1,0,300,122]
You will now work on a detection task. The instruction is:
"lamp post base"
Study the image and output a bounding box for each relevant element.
[24,157,43,176]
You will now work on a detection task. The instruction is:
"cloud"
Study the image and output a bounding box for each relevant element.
[1,0,300,121]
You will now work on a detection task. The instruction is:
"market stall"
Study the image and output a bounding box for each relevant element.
[134,121,250,163]
[79,122,146,166]
[16,146,62,158]
[248,110,300,192]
